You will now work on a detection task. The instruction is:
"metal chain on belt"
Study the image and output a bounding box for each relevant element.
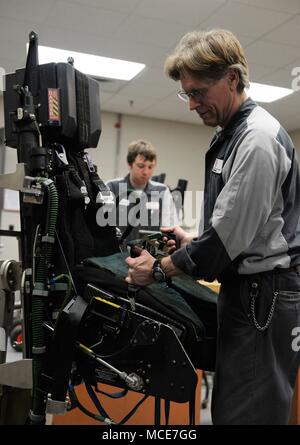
[250,290,278,332]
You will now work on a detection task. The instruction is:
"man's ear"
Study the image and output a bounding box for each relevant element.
[227,69,239,91]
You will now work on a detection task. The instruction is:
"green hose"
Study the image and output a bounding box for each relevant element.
[31,179,58,418]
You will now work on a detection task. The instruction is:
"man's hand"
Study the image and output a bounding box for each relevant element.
[125,249,155,286]
[160,226,194,253]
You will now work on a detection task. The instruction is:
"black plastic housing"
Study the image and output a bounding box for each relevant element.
[4,62,101,151]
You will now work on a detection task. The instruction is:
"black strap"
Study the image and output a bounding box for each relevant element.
[68,384,108,423]
[74,153,106,202]
[92,382,149,425]
[189,394,196,425]
[119,394,149,425]
[154,396,161,425]
[85,381,110,420]
[69,164,86,190]
[164,399,170,425]
[97,385,128,399]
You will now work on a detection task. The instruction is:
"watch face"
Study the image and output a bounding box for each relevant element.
[153,268,165,282]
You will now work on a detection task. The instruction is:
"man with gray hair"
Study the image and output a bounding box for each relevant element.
[125,29,300,425]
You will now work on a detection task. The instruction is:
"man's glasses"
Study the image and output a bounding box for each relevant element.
[177,88,204,103]
[177,78,223,103]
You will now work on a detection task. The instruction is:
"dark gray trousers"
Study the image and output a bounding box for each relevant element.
[211,266,300,425]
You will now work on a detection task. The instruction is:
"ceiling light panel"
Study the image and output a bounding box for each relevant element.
[32,45,145,81]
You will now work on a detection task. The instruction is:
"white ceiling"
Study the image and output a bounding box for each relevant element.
[1,0,300,131]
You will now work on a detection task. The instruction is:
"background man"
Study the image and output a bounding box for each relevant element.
[106,139,178,243]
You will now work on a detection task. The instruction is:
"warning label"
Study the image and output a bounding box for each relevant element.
[48,88,60,123]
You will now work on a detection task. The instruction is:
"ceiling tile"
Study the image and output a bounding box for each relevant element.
[0,0,56,24]
[90,39,169,68]
[118,67,177,100]
[248,64,275,82]
[259,68,294,89]
[33,26,103,55]
[284,59,300,74]
[237,35,257,48]
[245,40,300,69]
[0,17,41,45]
[114,14,191,48]
[232,0,300,15]
[0,39,28,69]
[98,79,128,94]
[264,16,300,48]
[62,0,140,12]
[103,91,157,115]
[135,0,226,27]
[200,0,292,38]
[99,91,114,104]
[45,1,128,36]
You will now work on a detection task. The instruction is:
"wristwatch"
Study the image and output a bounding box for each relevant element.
[152,259,166,283]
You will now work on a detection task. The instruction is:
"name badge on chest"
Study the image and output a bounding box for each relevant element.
[212,158,223,174]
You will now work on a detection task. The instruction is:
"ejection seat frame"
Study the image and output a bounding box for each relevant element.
[0,31,200,425]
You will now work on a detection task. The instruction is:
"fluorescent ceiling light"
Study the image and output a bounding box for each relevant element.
[248,81,293,103]
[27,44,145,81]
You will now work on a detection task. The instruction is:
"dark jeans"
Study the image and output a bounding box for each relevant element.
[211,266,300,425]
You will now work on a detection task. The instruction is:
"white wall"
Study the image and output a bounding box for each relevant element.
[92,111,213,195]
[0,95,20,260]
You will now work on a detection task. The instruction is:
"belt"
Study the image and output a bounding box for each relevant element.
[273,264,300,274]
[220,264,300,284]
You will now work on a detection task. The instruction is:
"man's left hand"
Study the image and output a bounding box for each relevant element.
[125,249,155,286]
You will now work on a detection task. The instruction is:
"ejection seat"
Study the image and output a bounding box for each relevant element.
[1,31,218,425]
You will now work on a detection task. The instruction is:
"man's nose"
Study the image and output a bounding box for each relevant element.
[189,96,201,111]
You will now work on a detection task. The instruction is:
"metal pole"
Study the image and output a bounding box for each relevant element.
[114,113,122,177]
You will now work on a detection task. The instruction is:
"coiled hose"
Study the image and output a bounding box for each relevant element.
[30,179,58,421]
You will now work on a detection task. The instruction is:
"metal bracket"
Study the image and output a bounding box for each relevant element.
[0,164,44,204]
[0,359,33,388]
[22,177,44,204]
[0,163,26,191]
